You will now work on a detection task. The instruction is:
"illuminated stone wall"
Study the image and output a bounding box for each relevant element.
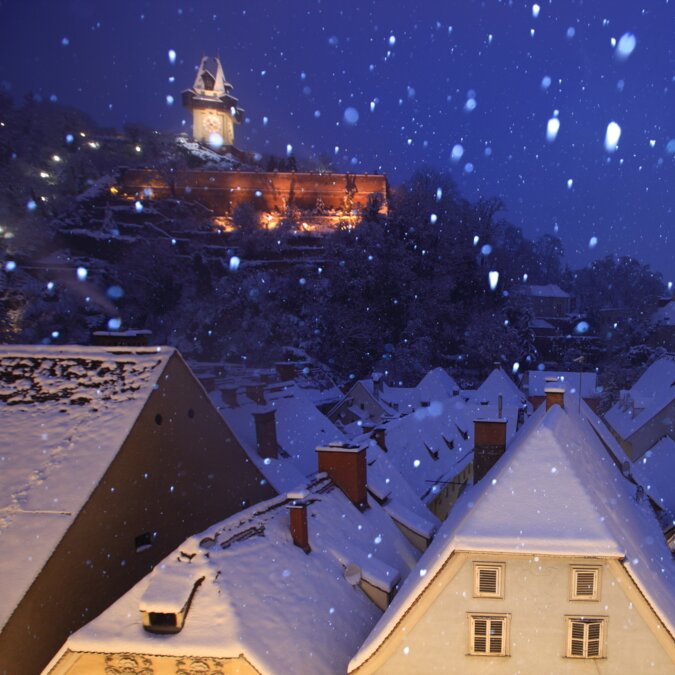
[119,169,388,218]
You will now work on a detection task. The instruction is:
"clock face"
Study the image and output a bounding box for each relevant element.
[203,112,221,134]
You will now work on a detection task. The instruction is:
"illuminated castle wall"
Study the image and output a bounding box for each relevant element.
[118,169,388,224]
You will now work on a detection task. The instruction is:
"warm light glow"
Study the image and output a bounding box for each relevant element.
[39,171,50,179]
[211,216,235,232]
[87,141,100,149]
[109,186,119,195]
[135,145,142,153]
[79,131,86,137]
[52,154,61,162]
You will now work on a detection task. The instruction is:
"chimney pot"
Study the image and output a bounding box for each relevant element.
[253,407,278,459]
[287,499,311,553]
[316,443,368,510]
[544,387,565,411]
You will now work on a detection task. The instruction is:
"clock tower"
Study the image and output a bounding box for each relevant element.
[182,56,244,148]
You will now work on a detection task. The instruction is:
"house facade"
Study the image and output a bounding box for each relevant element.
[349,402,675,674]
[351,552,674,673]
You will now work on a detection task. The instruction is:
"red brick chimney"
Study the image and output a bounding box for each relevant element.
[253,407,278,459]
[545,387,565,410]
[287,497,311,554]
[473,418,507,483]
[316,442,368,510]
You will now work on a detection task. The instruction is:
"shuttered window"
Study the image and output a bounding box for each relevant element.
[469,614,509,656]
[473,563,504,598]
[567,617,606,658]
[570,567,600,600]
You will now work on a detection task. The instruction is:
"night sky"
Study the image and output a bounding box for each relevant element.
[0,0,673,278]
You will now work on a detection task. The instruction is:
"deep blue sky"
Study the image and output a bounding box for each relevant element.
[0,0,672,279]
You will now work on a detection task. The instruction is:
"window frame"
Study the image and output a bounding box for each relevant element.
[569,566,601,601]
[565,616,607,659]
[473,562,505,599]
[467,613,510,656]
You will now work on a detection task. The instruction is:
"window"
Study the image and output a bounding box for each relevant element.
[468,614,509,656]
[473,563,505,598]
[570,567,600,600]
[566,617,606,658]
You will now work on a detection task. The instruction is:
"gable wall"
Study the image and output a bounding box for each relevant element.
[356,552,675,674]
[0,353,275,675]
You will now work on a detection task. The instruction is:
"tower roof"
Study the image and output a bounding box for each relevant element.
[192,56,231,97]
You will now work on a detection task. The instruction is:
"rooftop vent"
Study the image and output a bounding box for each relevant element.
[140,575,204,634]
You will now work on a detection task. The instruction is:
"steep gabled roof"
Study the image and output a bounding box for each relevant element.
[605,355,675,441]
[216,391,347,493]
[517,283,571,298]
[0,345,173,631]
[652,300,675,327]
[52,477,420,675]
[415,367,458,402]
[631,435,675,515]
[473,367,526,406]
[350,404,675,670]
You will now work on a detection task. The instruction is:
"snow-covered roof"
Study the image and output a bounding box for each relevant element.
[630,435,675,515]
[55,477,421,675]
[604,356,675,441]
[529,318,555,329]
[350,404,675,670]
[652,300,675,327]
[0,345,173,631]
[377,395,521,504]
[415,367,458,402]
[472,367,526,407]
[517,283,571,298]
[214,390,347,493]
[525,370,599,398]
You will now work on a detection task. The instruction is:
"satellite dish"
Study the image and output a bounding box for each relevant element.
[344,564,362,586]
